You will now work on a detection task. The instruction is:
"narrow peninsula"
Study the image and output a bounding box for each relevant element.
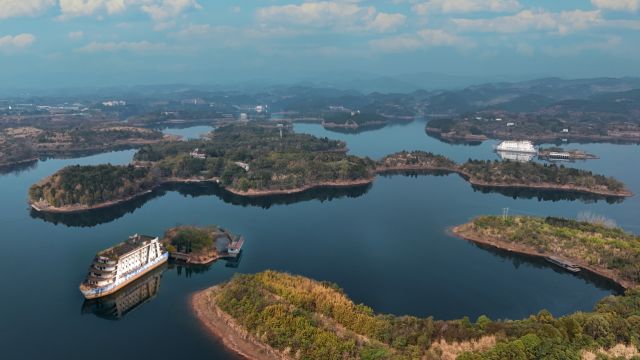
[28,125,632,214]
[192,270,640,360]
[0,125,171,168]
[452,215,640,289]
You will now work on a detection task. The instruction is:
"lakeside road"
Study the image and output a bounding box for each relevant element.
[450,223,636,290]
[190,288,289,360]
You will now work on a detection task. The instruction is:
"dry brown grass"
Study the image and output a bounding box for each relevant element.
[430,335,497,360]
[582,344,639,360]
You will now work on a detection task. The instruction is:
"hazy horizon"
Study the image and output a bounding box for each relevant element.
[1,0,639,90]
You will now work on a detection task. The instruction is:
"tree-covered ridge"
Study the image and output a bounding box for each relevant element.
[162,226,218,254]
[425,109,640,144]
[212,270,640,360]
[29,164,158,208]
[379,153,630,195]
[0,125,165,166]
[323,111,388,127]
[28,124,630,210]
[378,151,457,170]
[135,123,374,192]
[28,124,376,209]
[469,216,640,287]
[460,160,627,194]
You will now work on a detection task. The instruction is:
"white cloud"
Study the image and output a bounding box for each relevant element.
[0,0,54,19]
[68,30,84,39]
[76,40,166,53]
[256,1,406,33]
[592,0,640,12]
[368,12,407,32]
[413,0,521,16]
[0,34,36,52]
[140,0,201,22]
[58,0,200,21]
[58,0,127,17]
[452,9,603,34]
[370,29,473,52]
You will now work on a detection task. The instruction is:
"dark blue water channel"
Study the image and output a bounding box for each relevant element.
[1,119,639,359]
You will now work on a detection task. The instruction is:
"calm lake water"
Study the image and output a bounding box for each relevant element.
[1,119,639,359]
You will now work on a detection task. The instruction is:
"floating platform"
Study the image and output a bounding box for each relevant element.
[545,256,581,273]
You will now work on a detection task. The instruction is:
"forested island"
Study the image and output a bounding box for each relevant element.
[426,112,640,144]
[192,270,640,360]
[162,225,239,264]
[28,124,375,212]
[28,127,632,213]
[453,215,640,289]
[0,125,168,168]
[379,151,630,197]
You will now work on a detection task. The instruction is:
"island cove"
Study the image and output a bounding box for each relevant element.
[28,123,632,214]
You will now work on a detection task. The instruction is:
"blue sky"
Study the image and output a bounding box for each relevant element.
[0,0,639,88]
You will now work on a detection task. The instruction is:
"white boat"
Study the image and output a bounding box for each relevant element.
[495,140,537,154]
[79,234,168,299]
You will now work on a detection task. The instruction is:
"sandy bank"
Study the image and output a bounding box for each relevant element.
[190,287,291,360]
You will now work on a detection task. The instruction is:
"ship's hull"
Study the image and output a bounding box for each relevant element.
[80,252,168,299]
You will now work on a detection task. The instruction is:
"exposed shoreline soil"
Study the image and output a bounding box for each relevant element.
[223,177,374,197]
[29,162,632,214]
[190,287,290,360]
[450,223,635,289]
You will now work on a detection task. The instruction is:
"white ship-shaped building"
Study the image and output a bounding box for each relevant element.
[79,234,168,299]
[495,140,537,154]
[82,265,164,320]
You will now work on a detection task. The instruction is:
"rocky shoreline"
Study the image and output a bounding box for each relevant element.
[450,223,635,289]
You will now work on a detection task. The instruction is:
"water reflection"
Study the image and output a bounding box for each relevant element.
[81,264,165,321]
[0,159,38,176]
[30,188,159,227]
[30,182,372,227]
[471,243,625,294]
[380,171,624,203]
[324,123,389,134]
[424,130,483,146]
[470,185,625,204]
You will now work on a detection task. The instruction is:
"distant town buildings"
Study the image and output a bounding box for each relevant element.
[234,161,250,172]
[102,100,126,107]
[190,148,206,159]
[181,98,206,105]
